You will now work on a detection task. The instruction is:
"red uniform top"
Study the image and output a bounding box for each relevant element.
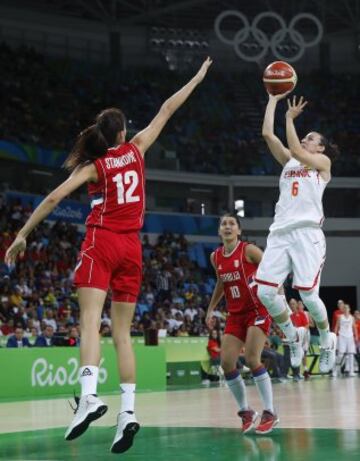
[86,142,145,233]
[291,311,309,328]
[214,241,264,314]
[207,339,221,359]
[332,308,343,332]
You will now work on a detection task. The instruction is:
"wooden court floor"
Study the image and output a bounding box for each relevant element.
[0,377,359,460]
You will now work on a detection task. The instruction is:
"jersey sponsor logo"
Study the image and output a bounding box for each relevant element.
[284,167,311,179]
[105,151,137,169]
[219,271,241,282]
[218,264,222,270]
[234,260,239,268]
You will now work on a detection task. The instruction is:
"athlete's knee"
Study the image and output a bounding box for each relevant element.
[220,356,237,374]
[299,289,327,323]
[244,351,261,370]
[257,284,277,307]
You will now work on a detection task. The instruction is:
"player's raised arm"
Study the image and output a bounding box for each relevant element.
[131,57,212,156]
[4,163,97,265]
[262,93,292,166]
[285,96,331,174]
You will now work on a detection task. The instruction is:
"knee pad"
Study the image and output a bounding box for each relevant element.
[299,290,327,323]
[257,284,286,317]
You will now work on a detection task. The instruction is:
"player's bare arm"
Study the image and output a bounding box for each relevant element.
[244,243,263,265]
[5,163,97,265]
[286,96,331,174]
[205,252,224,328]
[262,93,292,166]
[131,57,212,156]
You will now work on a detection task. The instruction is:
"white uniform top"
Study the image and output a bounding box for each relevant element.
[270,158,329,233]
[338,315,354,338]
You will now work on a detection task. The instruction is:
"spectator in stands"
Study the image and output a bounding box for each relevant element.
[34,324,55,347]
[332,299,345,332]
[207,329,221,366]
[6,326,31,348]
[67,326,80,347]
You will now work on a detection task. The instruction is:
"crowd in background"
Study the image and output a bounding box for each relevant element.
[1,42,360,177]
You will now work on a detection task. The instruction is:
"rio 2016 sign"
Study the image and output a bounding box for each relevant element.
[31,357,108,387]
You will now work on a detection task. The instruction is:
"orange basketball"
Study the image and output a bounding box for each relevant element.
[263,61,297,95]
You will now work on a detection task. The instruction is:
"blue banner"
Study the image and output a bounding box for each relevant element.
[0,140,67,167]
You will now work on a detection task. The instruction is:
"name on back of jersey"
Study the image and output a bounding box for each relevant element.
[105,151,137,169]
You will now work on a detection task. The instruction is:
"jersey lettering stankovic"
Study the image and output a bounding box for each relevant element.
[86,143,145,233]
[214,241,264,314]
[270,158,329,233]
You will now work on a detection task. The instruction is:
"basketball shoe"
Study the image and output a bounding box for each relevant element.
[319,332,337,373]
[255,410,279,435]
[65,394,108,440]
[111,411,140,453]
[288,327,306,368]
[238,409,259,434]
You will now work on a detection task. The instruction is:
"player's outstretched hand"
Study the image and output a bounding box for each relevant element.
[286,95,308,120]
[268,90,292,102]
[194,57,213,83]
[4,235,26,266]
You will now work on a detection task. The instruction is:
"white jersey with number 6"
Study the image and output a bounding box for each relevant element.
[270,158,329,233]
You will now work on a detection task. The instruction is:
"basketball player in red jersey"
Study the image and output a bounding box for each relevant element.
[5,57,212,453]
[206,213,282,434]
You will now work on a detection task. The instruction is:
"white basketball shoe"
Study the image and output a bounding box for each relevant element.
[111,411,140,453]
[65,394,108,440]
[319,332,337,373]
[288,327,306,368]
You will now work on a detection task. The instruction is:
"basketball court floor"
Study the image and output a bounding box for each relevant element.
[1,377,359,460]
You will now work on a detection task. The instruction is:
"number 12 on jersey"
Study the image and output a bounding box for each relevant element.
[230,286,241,299]
[113,171,140,204]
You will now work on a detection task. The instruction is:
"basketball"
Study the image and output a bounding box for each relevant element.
[263,61,297,95]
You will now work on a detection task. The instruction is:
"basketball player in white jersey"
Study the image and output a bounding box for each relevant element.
[255,92,340,374]
[334,304,358,377]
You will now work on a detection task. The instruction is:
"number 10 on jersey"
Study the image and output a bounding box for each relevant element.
[230,286,241,299]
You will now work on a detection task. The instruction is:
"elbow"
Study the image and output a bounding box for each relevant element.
[47,193,61,207]
[262,131,273,141]
[160,102,173,118]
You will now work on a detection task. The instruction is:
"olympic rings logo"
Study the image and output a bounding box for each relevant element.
[214,11,323,62]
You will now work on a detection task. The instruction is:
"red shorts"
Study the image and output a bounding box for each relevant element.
[74,227,142,302]
[224,307,272,342]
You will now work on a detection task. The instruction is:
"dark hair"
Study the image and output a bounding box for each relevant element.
[319,134,340,163]
[219,212,241,229]
[64,108,126,171]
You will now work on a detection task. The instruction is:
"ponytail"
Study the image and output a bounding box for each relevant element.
[64,107,126,171]
[319,135,340,163]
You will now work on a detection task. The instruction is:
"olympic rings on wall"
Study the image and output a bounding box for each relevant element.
[214,10,323,62]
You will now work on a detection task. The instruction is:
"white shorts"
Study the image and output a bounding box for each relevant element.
[256,227,326,290]
[338,335,356,354]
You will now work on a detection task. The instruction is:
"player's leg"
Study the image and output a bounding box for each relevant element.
[291,228,336,373]
[110,232,141,453]
[256,233,298,342]
[221,329,257,433]
[110,300,140,453]
[245,323,279,434]
[347,337,357,376]
[65,287,108,441]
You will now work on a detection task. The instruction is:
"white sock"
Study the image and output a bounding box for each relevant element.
[318,327,330,348]
[225,371,248,411]
[79,365,99,397]
[253,367,274,413]
[120,383,136,413]
[278,319,297,342]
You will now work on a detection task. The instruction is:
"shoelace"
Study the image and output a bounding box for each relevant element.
[68,392,80,414]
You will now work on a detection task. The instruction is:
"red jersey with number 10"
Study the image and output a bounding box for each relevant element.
[86,142,145,233]
[214,241,264,314]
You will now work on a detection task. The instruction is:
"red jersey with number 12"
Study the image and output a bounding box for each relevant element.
[214,241,265,314]
[86,142,145,233]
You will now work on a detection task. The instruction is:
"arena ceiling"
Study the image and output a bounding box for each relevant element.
[3,0,360,34]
